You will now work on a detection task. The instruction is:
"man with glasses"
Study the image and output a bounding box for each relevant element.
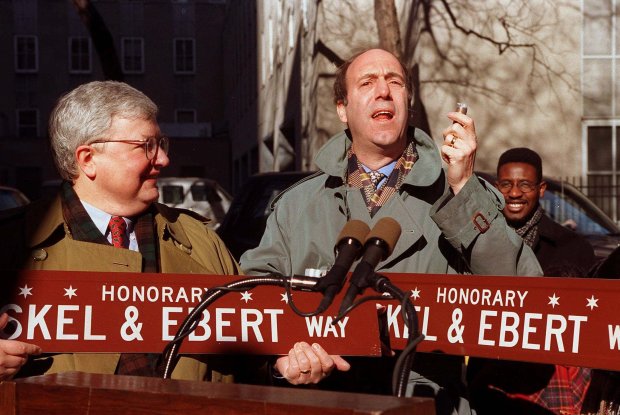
[493,147,594,273]
[0,81,239,380]
[468,147,595,414]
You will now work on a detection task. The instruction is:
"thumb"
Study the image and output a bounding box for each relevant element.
[25,343,43,356]
[0,313,8,330]
[331,355,351,371]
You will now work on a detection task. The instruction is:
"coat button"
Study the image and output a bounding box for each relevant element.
[32,249,48,261]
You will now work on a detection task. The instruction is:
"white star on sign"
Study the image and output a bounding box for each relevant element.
[240,291,253,303]
[410,287,421,300]
[280,293,289,304]
[548,293,560,308]
[586,295,599,310]
[64,286,77,299]
[18,285,33,299]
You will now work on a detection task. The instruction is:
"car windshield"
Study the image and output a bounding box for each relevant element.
[191,184,222,203]
[162,185,184,204]
[0,189,27,210]
[540,187,612,235]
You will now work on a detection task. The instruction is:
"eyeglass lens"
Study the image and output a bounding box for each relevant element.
[498,181,537,193]
[146,136,169,159]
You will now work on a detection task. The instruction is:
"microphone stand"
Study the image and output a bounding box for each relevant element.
[335,271,424,397]
[159,274,327,379]
[159,273,424,398]
[374,275,425,397]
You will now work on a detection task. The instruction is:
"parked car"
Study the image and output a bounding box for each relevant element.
[218,171,620,261]
[157,177,232,229]
[217,171,314,259]
[476,172,620,259]
[0,186,29,210]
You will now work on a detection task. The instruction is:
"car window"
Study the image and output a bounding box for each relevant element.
[0,190,27,210]
[191,184,218,202]
[540,189,610,235]
[162,185,184,204]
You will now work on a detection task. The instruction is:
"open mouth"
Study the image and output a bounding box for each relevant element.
[371,110,394,120]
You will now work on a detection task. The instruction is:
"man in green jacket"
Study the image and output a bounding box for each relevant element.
[240,48,541,413]
[0,81,239,381]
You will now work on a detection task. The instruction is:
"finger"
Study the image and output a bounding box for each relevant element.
[0,354,28,372]
[0,340,42,357]
[299,342,322,374]
[295,342,315,376]
[331,355,351,371]
[286,346,300,378]
[446,112,473,128]
[0,313,8,330]
[310,343,333,374]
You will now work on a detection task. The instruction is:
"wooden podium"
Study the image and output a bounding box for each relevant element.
[0,372,435,415]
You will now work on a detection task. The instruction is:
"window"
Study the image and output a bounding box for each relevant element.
[173,38,195,74]
[16,109,38,138]
[162,185,184,204]
[122,37,144,73]
[582,0,620,221]
[68,37,91,73]
[14,35,38,73]
[175,109,196,123]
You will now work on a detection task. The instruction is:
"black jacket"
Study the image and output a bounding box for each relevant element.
[468,213,596,414]
[534,214,595,275]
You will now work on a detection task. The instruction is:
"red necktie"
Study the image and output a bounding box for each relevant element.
[109,216,128,248]
[108,216,152,376]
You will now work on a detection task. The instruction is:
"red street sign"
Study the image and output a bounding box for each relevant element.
[1,270,619,371]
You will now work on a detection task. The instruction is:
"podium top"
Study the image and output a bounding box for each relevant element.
[1,372,436,415]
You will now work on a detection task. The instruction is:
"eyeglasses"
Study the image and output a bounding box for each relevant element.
[497,180,540,193]
[89,136,169,160]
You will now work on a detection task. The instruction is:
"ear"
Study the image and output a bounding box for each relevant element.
[336,101,348,123]
[538,180,547,198]
[75,145,97,179]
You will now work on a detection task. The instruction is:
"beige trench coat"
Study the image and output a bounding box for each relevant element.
[0,195,240,380]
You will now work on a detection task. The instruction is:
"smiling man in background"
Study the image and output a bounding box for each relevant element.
[467,147,595,414]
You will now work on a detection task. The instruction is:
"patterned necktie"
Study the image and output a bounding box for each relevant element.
[108,215,153,376]
[108,216,128,248]
[368,171,386,189]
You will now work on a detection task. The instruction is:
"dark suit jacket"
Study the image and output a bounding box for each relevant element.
[468,213,596,414]
[534,214,595,275]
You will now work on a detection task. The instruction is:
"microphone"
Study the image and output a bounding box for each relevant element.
[314,220,371,313]
[338,217,402,316]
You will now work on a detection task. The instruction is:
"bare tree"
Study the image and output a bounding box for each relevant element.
[374,0,402,59]
[374,0,432,136]
[71,0,123,81]
[304,0,579,169]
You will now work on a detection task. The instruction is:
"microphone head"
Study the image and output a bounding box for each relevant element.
[365,217,401,256]
[336,219,371,247]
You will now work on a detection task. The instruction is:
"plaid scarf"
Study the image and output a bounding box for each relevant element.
[514,205,544,248]
[60,181,160,376]
[60,181,159,272]
[347,140,417,217]
[507,366,592,414]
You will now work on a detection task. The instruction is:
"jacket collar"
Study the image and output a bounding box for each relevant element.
[26,195,195,252]
[314,127,442,187]
[153,202,196,251]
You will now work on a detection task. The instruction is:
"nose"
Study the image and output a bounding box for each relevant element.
[507,183,523,198]
[375,77,391,99]
[152,145,170,169]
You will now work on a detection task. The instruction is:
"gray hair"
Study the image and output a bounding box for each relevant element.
[48,81,158,180]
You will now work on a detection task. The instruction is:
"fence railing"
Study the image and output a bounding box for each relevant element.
[563,176,620,224]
